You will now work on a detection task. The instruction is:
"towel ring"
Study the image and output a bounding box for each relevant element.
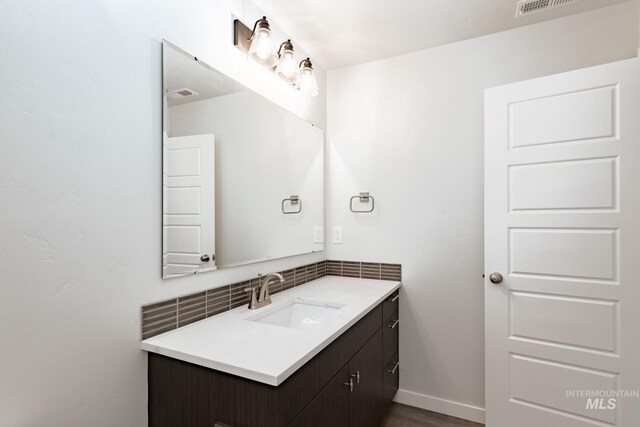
[282,195,302,214]
[350,192,375,213]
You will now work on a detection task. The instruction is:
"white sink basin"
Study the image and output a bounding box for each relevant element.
[247,298,345,329]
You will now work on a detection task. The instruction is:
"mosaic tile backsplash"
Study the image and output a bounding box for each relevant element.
[141,260,401,340]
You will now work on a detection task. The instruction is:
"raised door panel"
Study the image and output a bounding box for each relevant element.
[510,291,617,352]
[508,85,615,148]
[509,228,617,281]
[510,354,617,425]
[288,366,349,427]
[508,158,617,211]
[349,329,383,427]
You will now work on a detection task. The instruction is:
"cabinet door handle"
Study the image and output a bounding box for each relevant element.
[343,378,354,392]
[214,423,232,427]
[387,319,399,329]
[388,294,399,302]
[351,370,360,383]
[387,362,399,374]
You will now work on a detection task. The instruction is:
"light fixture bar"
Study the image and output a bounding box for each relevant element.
[233,19,254,56]
[233,17,318,96]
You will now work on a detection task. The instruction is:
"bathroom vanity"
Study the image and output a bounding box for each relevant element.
[142,277,401,427]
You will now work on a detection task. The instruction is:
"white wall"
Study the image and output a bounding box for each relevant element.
[169,92,324,267]
[326,1,639,421]
[0,0,325,426]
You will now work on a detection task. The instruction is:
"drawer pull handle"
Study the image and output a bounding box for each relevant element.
[351,370,361,383]
[387,362,399,374]
[343,378,354,392]
[214,423,233,427]
[387,319,399,329]
[388,294,399,302]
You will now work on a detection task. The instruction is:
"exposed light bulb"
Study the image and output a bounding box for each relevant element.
[247,17,278,67]
[275,40,300,84]
[278,52,296,77]
[296,58,318,97]
[256,31,270,59]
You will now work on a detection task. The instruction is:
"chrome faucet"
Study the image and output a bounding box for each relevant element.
[244,272,284,309]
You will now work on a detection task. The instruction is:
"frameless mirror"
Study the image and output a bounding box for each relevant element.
[162,41,324,279]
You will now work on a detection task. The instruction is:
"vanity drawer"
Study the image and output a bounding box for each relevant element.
[382,311,399,365]
[382,291,399,323]
[383,353,400,404]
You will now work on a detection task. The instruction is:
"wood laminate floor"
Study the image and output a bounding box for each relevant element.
[381,403,484,427]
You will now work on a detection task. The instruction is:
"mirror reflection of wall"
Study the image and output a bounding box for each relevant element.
[162,42,324,279]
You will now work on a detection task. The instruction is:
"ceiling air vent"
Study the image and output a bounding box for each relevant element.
[167,88,199,99]
[515,0,582,17]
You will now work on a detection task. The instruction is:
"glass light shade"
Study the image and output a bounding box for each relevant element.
[275,49,299,84]
[248,27,278,67]
[296,65,319,97]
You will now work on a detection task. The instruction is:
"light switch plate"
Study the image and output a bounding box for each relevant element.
[313,227,324,243]
[332,226,343,244]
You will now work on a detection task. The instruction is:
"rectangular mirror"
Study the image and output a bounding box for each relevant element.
[162,41,324,279]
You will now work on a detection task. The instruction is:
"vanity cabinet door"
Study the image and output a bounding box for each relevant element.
[288,366,349,427]
[348,329,383,427]
[276,305,382,426]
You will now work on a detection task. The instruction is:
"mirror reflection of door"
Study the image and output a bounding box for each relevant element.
[163,135,215,278]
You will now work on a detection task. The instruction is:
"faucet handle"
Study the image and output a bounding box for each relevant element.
[244,287,259,309]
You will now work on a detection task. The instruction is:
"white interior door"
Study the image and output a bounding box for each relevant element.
[485,58,640,427]
[163,134,215,278]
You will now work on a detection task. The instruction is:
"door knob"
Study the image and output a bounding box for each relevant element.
[201,254,210,262]
[489,272,503,284]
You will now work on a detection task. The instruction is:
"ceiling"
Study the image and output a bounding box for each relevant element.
[252,0,632,69]
[164,43,243,106]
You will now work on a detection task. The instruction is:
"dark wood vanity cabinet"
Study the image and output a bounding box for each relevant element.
[148,290,400,427]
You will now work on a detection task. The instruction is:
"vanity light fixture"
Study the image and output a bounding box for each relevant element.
[233,17,319,96]
[275,40,299,84]
[295,58,319,97]
[246,16,278,67]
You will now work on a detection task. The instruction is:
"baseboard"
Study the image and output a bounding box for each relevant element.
[394,388,486,424]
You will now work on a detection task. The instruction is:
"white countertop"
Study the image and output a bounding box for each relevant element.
[141,276,401,386]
